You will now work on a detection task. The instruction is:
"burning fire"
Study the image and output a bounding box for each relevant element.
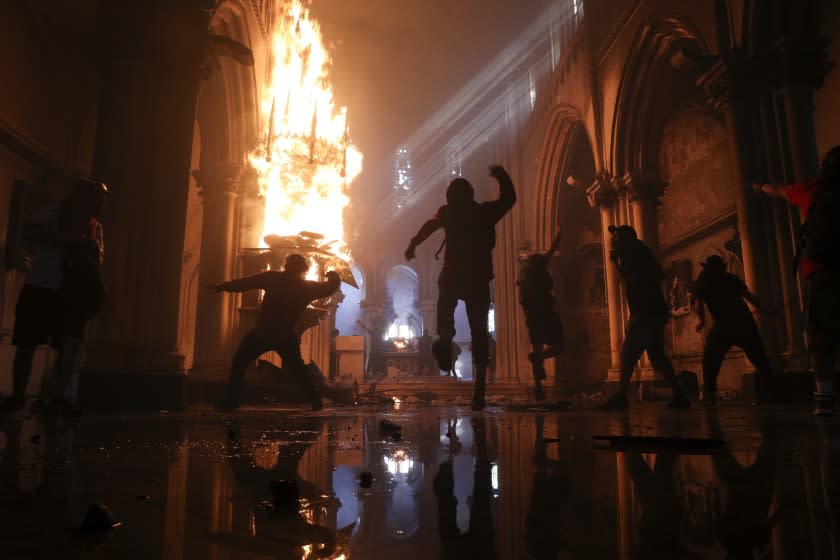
[250,0,363,256]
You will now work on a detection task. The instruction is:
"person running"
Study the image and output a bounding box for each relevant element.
[753,145,840,415]
[692,254,775,404]
[213,254,341,411]
[1,179,107,416]
[405,165,516,410]
[599,225,690,410]
[518,231,564,402]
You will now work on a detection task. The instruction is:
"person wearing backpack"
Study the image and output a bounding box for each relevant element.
[598,225,690,410]
[404,165,516,410]
[0,179,107,416]
[753,145,840,415]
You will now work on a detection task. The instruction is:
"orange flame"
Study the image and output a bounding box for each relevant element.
[250,0,362,256]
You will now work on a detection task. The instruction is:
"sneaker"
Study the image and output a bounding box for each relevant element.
[597,393,629,411]
[432,339,453,372]
[665,394,691,410]
[0,395,25,416]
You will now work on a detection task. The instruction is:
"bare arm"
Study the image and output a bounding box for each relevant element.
[694,298,706,332]
[304,271,341,301]
[752,182,787,198]
[484,165,517,223]
[405,217,442,260]
[212,272,271,293]
[742,290,763,311]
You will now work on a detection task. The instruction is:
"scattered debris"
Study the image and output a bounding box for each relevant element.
[79,504,121,534]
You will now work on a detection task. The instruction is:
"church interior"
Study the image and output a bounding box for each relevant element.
[1,0,839,557]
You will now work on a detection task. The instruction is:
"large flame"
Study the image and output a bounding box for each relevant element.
[250,0,362,256]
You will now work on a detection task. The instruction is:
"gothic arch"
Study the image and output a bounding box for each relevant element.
[198,1,260,166]
[610,15,710,180]
[532,104,593,250]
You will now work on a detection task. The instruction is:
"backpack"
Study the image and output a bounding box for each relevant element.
[802,181,840,270]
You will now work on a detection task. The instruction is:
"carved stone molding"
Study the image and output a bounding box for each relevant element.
[192,161,243,199]
[585,173,619,208]
[620,172,667,204]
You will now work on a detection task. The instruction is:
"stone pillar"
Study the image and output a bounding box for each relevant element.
[588,177,622,381]
[191,162,242,380]
[79,1,208,410]
[698,58,771,327]
[773,39,831,367]
[417,298,436,335]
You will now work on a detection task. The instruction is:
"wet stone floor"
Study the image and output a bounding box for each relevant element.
[1,402,839,559]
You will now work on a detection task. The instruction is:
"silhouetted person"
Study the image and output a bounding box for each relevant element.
[449,341,462,378]
[754,145,840,415]
[599,225,689,410]
[693,254,775,404]
[405,165,516,410]
[525,415,570,559]
[518,232,564,402]
[1,180,107,416]
[706,410,779,559]
[213,254,340,411]
[214,418,349,557]
[417,328,435,376]
[434,416,498,560]
[625,450,683,557]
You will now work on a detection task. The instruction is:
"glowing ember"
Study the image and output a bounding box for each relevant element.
[250,0,363,257]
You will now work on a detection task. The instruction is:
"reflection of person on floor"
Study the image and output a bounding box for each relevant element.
[216,418,348,558]
[599,225,690,411]
[525,415,569,559]
[518,231,564,402]
[417,329,436,376]
[706,410,778,558]
[0,417,79,555]
[213,254,340,411]
[693,255,775,404]
[434,416,497,560]
[405,165,516,410]
[1,180,107,417]
[624,450,682,557]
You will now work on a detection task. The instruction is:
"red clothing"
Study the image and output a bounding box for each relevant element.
[785,180,820,279]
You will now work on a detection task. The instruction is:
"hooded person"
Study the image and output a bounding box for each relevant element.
[212,253,341,411]
[598,225,690,410]
[405,165,516,410]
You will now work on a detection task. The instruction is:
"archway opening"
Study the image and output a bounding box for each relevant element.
[552,122,609,389]
[385,265,421,348]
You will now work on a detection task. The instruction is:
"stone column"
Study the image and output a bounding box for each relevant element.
[588,177,622,381]
[79,1,208,410]
[191,162,242,380]
[773,39,831,367]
